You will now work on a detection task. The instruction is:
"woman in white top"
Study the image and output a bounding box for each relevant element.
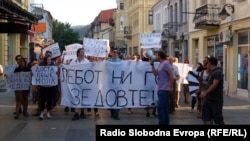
[196,57,209,118]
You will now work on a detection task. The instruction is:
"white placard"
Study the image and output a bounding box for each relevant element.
[65,43,83,51]
[140,33,161,48]
[5,72,31,91]
[42,42,61,58]
[31,66,58,86]
[83,38,108,57]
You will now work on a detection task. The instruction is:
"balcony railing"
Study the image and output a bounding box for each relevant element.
[161,28,176,39]
[124,26,132,39]
[193,4,220,29]
[124,26,131,34]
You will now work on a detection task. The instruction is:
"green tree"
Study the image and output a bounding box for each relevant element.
[52,19,80,51]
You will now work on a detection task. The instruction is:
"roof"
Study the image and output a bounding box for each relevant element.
[98,8,115,23]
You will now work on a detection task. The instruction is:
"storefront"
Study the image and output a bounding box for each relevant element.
[236,30,250,97]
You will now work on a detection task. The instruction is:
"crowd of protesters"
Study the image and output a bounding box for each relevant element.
[1,45,224,125]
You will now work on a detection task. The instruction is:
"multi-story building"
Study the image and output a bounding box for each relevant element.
[189,0,250,99]
[87,9,115,42]
[29,3,53,60]
[121,0,158,56]
[152,0,189,62]
[0,0,38,66]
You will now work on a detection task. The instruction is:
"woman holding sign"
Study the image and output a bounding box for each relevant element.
[13,55,31,119]
[38,56,58,120]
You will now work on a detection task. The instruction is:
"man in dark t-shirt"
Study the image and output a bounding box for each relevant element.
[199,56,224,125]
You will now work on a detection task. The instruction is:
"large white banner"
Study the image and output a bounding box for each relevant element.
[140,33,161,48]
[60,61,159,108]
[31,66,58,86]
[83,38,108,57]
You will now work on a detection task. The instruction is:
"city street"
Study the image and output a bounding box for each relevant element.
[0,90,250,141]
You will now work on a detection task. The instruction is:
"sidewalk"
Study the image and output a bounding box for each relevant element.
[0,90,249,141]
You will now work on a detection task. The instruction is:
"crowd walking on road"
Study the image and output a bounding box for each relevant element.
[0,45,227,125]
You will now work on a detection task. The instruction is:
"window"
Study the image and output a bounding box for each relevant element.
[120,16,124,30]
[237,31,250,89]
[180,0,183,23]
[120,0,124,10]
[148,11,153,24]
[200,0,207,6]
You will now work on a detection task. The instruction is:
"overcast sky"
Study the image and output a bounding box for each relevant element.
[34,0,117,26]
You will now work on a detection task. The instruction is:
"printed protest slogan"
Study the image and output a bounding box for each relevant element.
[5,72,31,91]
[31,66,58,86]
[60,61,159,108]
[140,33,161,48]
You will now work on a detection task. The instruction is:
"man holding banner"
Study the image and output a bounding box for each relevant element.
[108,49,122,120]
[70,47,90,121]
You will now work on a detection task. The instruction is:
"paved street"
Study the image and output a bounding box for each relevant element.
[0,90,250,141]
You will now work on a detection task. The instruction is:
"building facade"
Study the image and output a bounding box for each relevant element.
[152,0,189,62]
[0,0,38,66]
[188,0,250,99]
[122,0,158,56]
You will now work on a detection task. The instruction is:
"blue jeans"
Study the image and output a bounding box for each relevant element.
[157,90,170,125]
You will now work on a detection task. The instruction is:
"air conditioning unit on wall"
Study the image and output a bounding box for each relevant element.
[219,30,232,44]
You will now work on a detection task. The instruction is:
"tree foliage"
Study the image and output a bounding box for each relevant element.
[52,19,80,51]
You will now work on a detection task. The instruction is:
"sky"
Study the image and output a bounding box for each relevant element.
[34,0,117,26]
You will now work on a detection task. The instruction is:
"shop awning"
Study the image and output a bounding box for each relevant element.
[0,0,38,33]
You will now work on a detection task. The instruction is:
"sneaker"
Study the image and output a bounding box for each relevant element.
[39,113,44,120]
[146,113,150,118]
[14,114,19,119]
[189,109,194,113]
[64,107,69,112]
[113,116,120,120]
[72,113,80,121]
[23,112,29,117]
[70,108,75,112]
[47,112,51,119]
[13,109,22,115]
[80,111,86,119]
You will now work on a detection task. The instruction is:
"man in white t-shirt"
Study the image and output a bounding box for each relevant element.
[70,47,90,121]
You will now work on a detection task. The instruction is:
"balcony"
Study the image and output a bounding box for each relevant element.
[193,4,220,29]
[124,26,132,39]
[161,29,176,39]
